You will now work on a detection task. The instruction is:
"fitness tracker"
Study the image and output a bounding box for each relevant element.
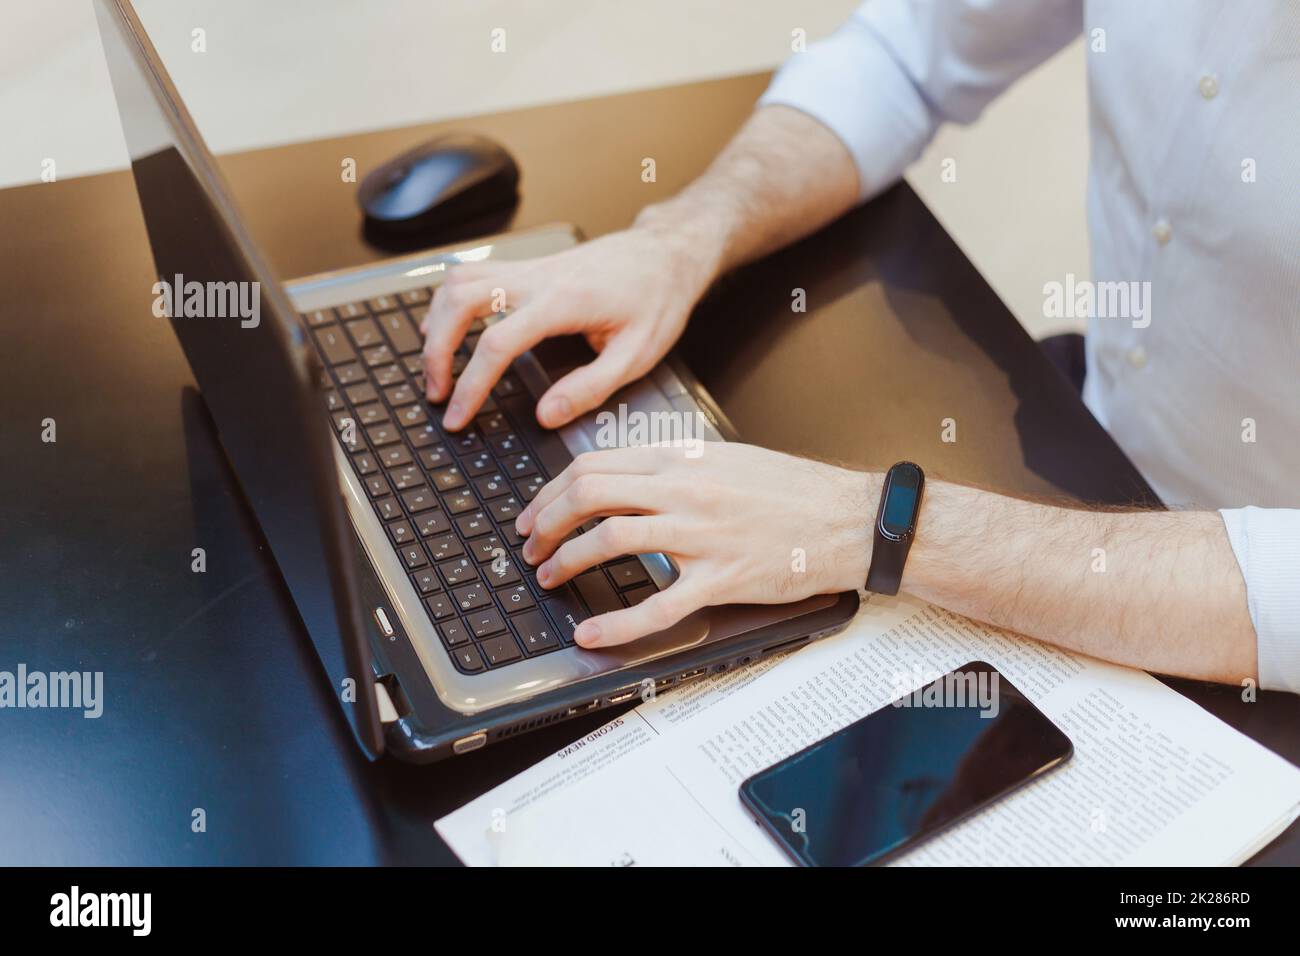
[865,462,925,596]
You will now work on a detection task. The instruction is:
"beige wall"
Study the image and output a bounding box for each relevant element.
[4,0,1088,336]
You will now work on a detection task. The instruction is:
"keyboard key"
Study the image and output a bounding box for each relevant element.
[367,294,400,314]
[488,495,522,524]
[351,452,378,475]
[419,445,452,470]
[363,344,396,368]
[374,498,402,522]
[395,404,428,427]
[501,524,525,548]
[456,511,493,538]
[513,610,558,653]
[387,520,415,547]
[325,389,343,413]
[377,310,422,354]
[388,465,423,490]
[479,634,522,667]
[411,569,440,595]
[414,510,451,537]
[492,373,523,399]
[575,571,622,615]
[424,593,455,620]
[356,404,389,427]
[399,288,431,307]
[467,607,506,638]
[336,301,367,320]
[366,423,400,447]
[373,364,404,387]
[378,445,412,469]
[463,451,495,478]
[498,584,536,614]
[345,317,383,348]
[398,543,428,570]
[451,430,483,454]
[400,485,437,513]
[383,383,416,406]
[518,475,545,502]
[345,382,378,405]
[452,582,492,612]
[430,466,466,491]
[313,327,355,365]
[623,584,655,606]
[473,472,510,499]
[437,619,470,648]
[477,412,508,434]
[607,559,650,589]
[484,554,522,587]
[490,431,523,456]
[501,453,537,479]
[442,491,479,515]
[451,643,485,673]
[469,535,506,563]
[426,533,463,561]
[438,557,477,587]
[407,425,439,449]
[303,308,334,328]
[364,474,390,499]
[543,590,589,644]
[333,362,365,386]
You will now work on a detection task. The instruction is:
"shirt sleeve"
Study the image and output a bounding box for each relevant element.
[759,0,1083,201]
[1220,507,1300,694]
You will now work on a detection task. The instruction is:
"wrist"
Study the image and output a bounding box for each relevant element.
[632,199,729,297]
[824,468,884,594]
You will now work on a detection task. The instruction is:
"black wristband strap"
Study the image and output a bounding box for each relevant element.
[865,462,925,596]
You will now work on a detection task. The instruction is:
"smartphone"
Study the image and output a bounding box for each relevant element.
[738,661,1072,866]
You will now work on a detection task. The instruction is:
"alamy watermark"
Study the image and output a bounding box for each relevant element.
[1043,273,1150,329]
[594,403,708,458]
[0,664,103,718]
[151,273,261,328]
[890,667,1000,718]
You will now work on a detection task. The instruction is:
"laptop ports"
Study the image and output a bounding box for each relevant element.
[606,687,639,705]
[677,668,706,683]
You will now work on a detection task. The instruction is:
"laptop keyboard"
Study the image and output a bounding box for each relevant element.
[299,288,660,674]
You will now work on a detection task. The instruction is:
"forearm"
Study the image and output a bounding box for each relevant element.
[633,105,860,286]
[844,476,1259,685]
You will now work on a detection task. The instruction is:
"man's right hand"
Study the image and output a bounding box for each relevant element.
[422,225,714,432]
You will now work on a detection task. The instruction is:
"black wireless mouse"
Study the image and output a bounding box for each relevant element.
[357,132,520,236]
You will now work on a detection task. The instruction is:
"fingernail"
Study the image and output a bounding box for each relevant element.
[536,562,552,586]
[575,621,601,647]
[540,394,571,426]
[522,540,536,564]
[516,507,532,535]
[442,400,463,429]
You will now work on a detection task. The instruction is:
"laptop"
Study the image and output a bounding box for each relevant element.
[94,0,859,761]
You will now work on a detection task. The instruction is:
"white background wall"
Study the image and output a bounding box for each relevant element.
[4,1,1089,336]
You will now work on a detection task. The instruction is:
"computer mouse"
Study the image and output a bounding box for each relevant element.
[357,132,520,236]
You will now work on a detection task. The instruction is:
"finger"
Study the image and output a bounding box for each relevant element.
[442,306,554,430]
[536,338,645,428]
[515,447,670,536]
[524,477,670,567]
[422,273,516,401]
[574,578,709,648]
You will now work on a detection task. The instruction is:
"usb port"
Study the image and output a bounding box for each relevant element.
[607,688,638,705]
[677,668,706,683]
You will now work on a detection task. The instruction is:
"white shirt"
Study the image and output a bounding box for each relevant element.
[761,0,1300,692]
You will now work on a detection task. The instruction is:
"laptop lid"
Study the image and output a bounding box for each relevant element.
[94,0,385,757]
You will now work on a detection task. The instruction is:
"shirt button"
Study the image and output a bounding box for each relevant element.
[1152,219,1172,245]
[1127,346,1148,369]
[1198,73,1219,99]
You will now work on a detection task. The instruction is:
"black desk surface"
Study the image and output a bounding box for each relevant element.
[3,73,1296,865]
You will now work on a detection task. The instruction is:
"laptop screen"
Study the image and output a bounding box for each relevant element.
[94,0,384,756]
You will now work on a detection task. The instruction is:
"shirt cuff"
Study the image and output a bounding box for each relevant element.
[758,13,937,202]
[1220,507,1300,695]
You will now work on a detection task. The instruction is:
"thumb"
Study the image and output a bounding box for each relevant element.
[537,339,644,428]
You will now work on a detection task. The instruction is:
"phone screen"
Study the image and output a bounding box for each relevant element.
[738,661,1072,866]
